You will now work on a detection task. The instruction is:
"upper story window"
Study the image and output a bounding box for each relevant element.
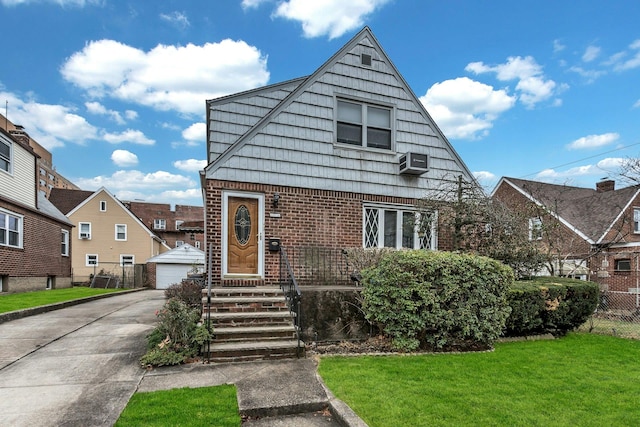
[0,138,11,173]
[176,220,184,230]
[176,240,184,247]
[79,222,91,240]
[61,230,69,256]
[100,201,107,212]
[363,206,436,250]
[634,208,640,233]
[115,224,127,241]
[336,99,392,150]
[0,209,22,248]
[529,217,543,241]
[154,219,166,230]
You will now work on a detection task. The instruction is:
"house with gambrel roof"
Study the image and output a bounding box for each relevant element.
[202,26,477,288]
[493,176,640,309]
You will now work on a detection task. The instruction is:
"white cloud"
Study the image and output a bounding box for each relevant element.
[582,45,601,62]
[568,66,606,84]
[76,169,196,192]
[160,11,190,29]
[273,0,391,39]
[535,158,624,182]
[553,39,566,53]
[633,99,640,109]
[182,122,206,143]
[609,39,640,71]
[111,149,138,167]
[1,91,98,149]
[466,56,558,108]
[85,101,127,125]
[566,133,619,150]
[103,129,155,145]
[241,0,270,9]
[419,77,515,140]
[174,158,207,172]
[60,39,270,116]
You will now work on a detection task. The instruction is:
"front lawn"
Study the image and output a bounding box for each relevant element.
[318,333,640,426]
[0,287,127,313]
[115,385,240,427]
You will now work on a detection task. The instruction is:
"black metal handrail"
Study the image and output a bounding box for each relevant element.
[279,247,303,357]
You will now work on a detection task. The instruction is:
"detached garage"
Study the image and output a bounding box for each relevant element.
[147,244,205,289]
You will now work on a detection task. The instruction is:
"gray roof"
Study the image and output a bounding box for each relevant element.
[501,177,640,243]
[38,192,73,226]
[146,243,205,264]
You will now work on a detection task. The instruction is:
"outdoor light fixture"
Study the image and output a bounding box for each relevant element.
[272,192,280,208]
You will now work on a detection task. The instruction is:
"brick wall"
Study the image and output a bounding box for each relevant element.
[0,199,72,293]
[205,179,446,287]
[146,262,157,289]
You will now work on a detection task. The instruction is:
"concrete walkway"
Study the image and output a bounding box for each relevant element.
[0,289,368,426]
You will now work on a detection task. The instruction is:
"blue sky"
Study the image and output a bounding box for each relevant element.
[2,0,639,206]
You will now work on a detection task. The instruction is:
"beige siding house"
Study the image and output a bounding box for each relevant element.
[50,187,170,285]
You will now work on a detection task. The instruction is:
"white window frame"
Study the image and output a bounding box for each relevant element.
[336,98,394,151]
[154,219,166,230]
[634,208,640,234]
[363,204,437,250]
[61,229,69,256]
[0,208,23,248]
[79,222,91,240]
[175,240,184,247]
[120,254,134,266]
[175,220,184,230]
[86,254,98,266]
[0,137,12,174]
[195,240,201,249]
[529,217,543,241]
[46,276,54,290]
[115,224,127,241]
[99,200,107,212]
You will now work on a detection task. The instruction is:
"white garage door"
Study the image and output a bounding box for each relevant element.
[156,264,189,289]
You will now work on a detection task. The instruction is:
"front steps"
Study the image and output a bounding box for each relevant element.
[202,287,304,363]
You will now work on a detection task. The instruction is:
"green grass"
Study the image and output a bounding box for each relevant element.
[318,333,640,427]
[115,385,240,427]
[578,318,640,340]
[0,287,126,313]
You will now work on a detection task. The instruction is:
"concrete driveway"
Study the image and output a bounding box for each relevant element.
[0,290,166,427]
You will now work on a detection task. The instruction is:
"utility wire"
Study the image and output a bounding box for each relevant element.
[518,141,640,179]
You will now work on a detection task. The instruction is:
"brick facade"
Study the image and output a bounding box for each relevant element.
[124,201,204,249]
[0,198,72,293]
[205,179,449,287]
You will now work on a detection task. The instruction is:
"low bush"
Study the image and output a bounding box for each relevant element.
[361,250,513,352]
[504,278,599,337]
[164,280,203,312]
[140,298,211,367]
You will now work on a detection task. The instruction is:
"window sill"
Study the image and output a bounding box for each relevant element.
[333,143,396,156]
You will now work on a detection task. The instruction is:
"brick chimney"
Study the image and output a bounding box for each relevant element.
[596,179,615,193]
[9,125,30,146]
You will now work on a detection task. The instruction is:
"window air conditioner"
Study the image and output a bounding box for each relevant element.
[80,232,90,239]
[399,152,428,175]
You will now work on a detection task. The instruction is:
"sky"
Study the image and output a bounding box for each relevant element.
[2,0,640,207]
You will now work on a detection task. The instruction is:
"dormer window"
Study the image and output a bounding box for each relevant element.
[336,99,392,150]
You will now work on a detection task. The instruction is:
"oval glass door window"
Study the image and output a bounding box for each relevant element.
[234,205,251,245]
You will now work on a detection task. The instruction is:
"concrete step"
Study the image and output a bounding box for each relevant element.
[202,296,289,314]
[213,325,297,341]
[205,339,305,363]
[207,310,295,327]
[202,287,284,298]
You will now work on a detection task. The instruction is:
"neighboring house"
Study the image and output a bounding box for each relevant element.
[49,187,170,286]
[0,128,73,293]
[202,27,476,287]
[146,243,205,289]
[492,176,640,309]
[123,201,204,249]
[0,113,80,198]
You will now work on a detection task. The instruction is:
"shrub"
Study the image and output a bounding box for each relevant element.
[165,280,203,312]
[361,250,513,351]
[504,278,599,337]
[141,298,212,367]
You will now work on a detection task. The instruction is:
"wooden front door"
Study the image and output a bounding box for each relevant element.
[227,197,259,275]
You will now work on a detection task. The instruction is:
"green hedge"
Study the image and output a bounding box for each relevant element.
[504,278,599,337]
[361,250,513,351]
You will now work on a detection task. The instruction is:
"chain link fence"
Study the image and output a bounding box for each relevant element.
[578,290,640,339]
[73,263,147,289]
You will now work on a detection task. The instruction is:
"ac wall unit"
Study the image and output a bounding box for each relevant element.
[80,232,90,239]
[399,152,428,175]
